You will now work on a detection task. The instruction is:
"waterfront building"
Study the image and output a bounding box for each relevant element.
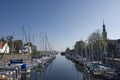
[0,41,9,53]
[22,42,32,53]
[102,22,120,57]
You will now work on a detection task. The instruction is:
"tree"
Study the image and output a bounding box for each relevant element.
[6,35,14,53]
[65,47,70,53]
[107,42,117,54]
[88,31,101,52]
[87,30,102,60]
[14,40,23,53]
[74,40,85,55]
[88,30,102,45]
[0,37,6,42]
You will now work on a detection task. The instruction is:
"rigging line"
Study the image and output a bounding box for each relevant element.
[23,26,28,43]
[45,33,51,52]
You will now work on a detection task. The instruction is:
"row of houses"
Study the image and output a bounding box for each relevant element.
[0,41,35,54]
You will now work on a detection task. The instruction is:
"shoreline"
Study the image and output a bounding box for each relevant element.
[0,54,31,66]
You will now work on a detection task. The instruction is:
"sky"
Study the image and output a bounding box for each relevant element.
[0,0,120,51]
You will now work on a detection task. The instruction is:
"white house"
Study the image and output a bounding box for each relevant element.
[22,45,32,53]
[0,42,9,53]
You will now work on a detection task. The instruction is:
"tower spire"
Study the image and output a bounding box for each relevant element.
[103,20,105,30]
[102,21,107,41]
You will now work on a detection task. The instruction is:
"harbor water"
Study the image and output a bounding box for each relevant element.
[30,54,83,80]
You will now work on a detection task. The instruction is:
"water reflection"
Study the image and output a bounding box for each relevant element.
[30,54,83,80]
[74,63,103,80]
[22,54,107,80]
[21,73,30,80]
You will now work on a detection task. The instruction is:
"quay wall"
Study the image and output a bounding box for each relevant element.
[0,54,31,66]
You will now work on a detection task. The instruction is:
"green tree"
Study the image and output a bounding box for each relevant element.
[74,40,85,55]
[0,37,6,43]
[107,42,116,53]
[88,30,102,45]
[6,35,14,53]
[65,47,70,53]
[14,40,23,53]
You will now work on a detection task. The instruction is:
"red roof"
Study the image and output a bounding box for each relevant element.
[0,42,6,49]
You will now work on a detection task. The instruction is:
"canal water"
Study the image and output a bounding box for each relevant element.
[31,53,83,80]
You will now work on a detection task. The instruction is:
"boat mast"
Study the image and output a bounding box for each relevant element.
[85,40,88,60]
[23,26,28,44]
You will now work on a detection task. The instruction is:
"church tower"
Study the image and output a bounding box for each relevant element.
[102,22,107,42]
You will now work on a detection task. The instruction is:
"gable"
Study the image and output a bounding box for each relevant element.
[0,42,6,49]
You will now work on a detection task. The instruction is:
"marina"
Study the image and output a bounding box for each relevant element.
[1,0,120,80]
[0,24,120,80]
[0,52,56,80]
[0,49,120,80]
[64,50,120,80]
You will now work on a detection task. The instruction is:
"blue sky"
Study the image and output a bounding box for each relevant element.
[0,0,120,51]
